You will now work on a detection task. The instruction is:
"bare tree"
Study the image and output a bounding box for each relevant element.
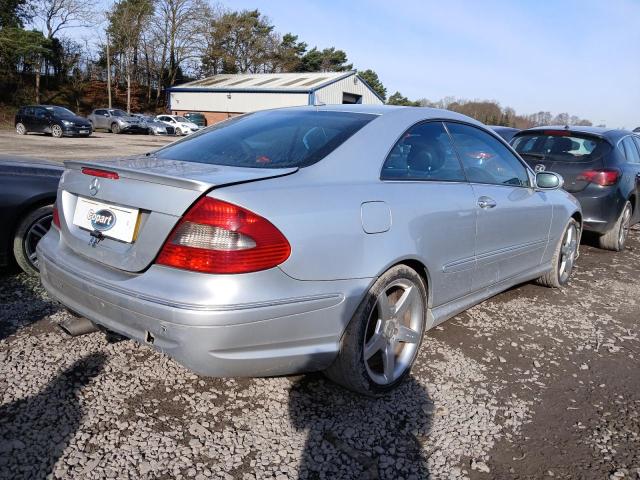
[107,0,153,112]
[31,0,94,39]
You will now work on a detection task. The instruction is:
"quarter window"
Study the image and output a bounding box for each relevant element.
[621,137,640,164]
[446,122,530,187]
[381,122,466,182]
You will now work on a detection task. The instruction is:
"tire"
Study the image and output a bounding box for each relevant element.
[598,201,632,251]
[16,122,26,135]
[12,204,54,276]
[325,264,427,396]
[175,127,182,136]
[111,122,120,134]
[51,124,63,138]
[536,218,580,288]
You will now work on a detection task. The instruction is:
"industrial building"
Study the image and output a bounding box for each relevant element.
[167,71,384,125]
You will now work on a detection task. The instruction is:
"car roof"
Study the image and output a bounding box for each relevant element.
[518,125,634,142]
[259,104,485,127]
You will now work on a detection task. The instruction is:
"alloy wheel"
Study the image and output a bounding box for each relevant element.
[619,205,632,249]
[16,123,26,135]
[52,125,63,138]
[363,279,424,385]
[23,213,52,270]
[559,223,578,283]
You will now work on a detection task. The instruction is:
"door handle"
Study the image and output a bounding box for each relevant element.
[477,196,497,209]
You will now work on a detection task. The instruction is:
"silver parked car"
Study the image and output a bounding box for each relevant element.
[132,114,175,135]
[38,105,581,395]
[87,108,147,134]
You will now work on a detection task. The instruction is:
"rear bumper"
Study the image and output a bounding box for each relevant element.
[37,230,370,377]
[571,186,624,234]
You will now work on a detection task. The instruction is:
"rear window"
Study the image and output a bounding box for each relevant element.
[512,132,610,163]
[155,110,376,168]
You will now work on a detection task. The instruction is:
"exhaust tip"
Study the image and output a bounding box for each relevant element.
[58,316,100,337]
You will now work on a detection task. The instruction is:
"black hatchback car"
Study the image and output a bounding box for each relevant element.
[512,126,640,251]
[15,105,93,138]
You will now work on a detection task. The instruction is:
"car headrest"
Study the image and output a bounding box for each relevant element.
[407,141,446,172]
[550,137,573,154]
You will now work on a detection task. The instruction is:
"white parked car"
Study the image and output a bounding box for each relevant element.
[155,115,199,136]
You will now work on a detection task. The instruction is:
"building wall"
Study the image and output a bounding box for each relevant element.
[169,91,309,115]
[315,75,383,105]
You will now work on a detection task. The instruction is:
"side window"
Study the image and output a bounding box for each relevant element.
[95,109,106,116]
[446,122,530,187]
[381,121,466,182]
[34,108,47,118]
[633,137,640,162]
[621,137,640,164]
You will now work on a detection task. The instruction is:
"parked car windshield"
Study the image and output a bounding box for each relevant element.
[174,117,188,122]
[512,132,610,163]
[44,106,75,118]
[155,110,376,168]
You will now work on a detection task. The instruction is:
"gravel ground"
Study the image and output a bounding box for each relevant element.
[1,229,639,479]
[0,129,175,161]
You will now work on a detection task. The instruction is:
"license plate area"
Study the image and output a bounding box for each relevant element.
[72,197,140,243]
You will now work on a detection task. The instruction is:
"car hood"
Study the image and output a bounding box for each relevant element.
[63,115,92,125]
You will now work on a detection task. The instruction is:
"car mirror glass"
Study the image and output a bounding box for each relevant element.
[536,171,563,190]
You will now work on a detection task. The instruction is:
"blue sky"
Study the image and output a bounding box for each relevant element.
[221,0,640,128]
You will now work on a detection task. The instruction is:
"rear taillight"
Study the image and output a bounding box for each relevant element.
[156,197,291,274]
[52,203,60,228]
[577,168,620,186]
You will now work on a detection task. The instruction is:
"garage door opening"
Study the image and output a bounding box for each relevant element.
[342,93,363,104]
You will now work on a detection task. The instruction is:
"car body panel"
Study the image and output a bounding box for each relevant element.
[0,157,62,266]
[38,105,581,377]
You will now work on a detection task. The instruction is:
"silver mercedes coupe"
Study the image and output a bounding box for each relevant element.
[38,105,581,395]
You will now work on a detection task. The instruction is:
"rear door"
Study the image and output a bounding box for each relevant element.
[33,107,49,133]
[446,122,551,289]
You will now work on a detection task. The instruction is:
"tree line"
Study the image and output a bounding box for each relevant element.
[0,0,595,127]
[386,93,595,128]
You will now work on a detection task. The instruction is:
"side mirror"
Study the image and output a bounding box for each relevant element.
[103,113,109,117]
[535,171,564,190]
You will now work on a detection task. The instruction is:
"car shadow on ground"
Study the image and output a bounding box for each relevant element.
[289,374,432,479]
[0,352,106,479]
[0,267,58,341]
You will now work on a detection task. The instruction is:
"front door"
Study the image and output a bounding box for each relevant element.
[380,121,477,307]
[627,136,640,223]
[446,122,551,289]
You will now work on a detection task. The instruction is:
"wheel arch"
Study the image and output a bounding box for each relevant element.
[9,194,57,250]
[373,257,433,308]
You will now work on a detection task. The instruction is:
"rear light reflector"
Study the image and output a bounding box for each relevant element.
[81,167,119,179]
[157,197,290,274]
[577,168,620,186]
[52,203,60,228]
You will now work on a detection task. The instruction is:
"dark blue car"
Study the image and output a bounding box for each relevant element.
[512,126,640,251]
[0,158,62,274]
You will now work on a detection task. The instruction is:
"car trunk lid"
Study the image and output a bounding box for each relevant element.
[57,156,297,272]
